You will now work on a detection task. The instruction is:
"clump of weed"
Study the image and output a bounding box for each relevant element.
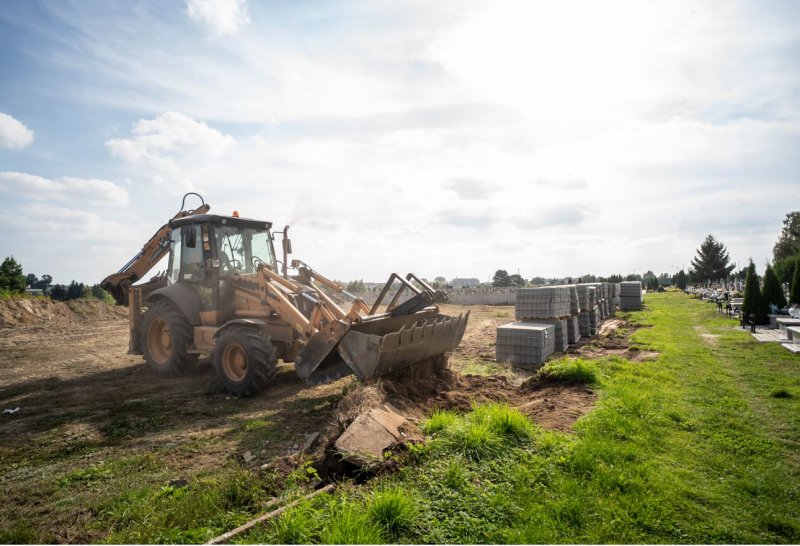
[444,458,467,489]
[421,409,458,434]
[0,524,42,544]
[318,505,386,544]
[471,403,535,442]
[58,463,113,486]
[367,487,417,537]
[770,388,793,399]
[270,505,321,544]
[443,421,503,462]
[540,358,600,384]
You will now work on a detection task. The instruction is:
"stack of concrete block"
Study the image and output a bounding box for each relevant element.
[567,285,581,344]
[610,283,620,314]
[496,322,555,365]
[603,283,610,316]
[576,285,598,337]
[514,286,571,353]
[567,315,580,344]
[568,285,580,315]
[619,281,643,310]
[580,282,607,320]
[515,287,571,320]
[533,318,568,352]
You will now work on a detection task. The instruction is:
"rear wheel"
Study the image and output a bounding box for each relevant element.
[214,327,277,397]
[141,300,197,377]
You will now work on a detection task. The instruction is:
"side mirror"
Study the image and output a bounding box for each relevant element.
[283,238,292,255]
[183,225,197,248]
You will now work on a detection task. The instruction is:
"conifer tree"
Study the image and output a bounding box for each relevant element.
[791,257,800,305]
[762,264,786,310]
[742,261,765,324]
[690,235,735,283]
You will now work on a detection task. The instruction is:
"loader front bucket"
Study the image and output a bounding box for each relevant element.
[337,310,470,381]
[295,309,470,386]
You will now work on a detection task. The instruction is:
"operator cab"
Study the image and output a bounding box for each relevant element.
[167,214,277,310]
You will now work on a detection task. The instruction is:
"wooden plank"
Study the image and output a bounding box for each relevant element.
[206,484,335,545]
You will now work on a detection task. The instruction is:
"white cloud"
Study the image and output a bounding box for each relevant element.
[0,112,34,148]
[4,1,799,282]
[187,0,249,35]
[0,171,129,206]
[106,111,236,162]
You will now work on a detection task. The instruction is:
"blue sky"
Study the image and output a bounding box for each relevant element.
[1,0,798,284]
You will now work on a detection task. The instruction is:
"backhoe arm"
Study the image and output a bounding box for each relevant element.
[101,203,210,305]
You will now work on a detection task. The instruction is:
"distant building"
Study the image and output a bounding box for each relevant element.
[450,278,480,289]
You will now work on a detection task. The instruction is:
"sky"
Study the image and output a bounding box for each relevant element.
[0,0,798,285]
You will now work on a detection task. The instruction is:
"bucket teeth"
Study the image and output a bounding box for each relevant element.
[336,311,470,381]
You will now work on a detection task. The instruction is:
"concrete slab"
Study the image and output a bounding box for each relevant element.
[777,318,800,332]
[781,342,800,354]
[752,330,789,343]
[335,403,407,465]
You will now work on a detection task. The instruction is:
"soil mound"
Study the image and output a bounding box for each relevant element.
[0,298,126,329]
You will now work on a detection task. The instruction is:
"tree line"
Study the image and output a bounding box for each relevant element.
[0,256,111,302]
[491,269,668,289]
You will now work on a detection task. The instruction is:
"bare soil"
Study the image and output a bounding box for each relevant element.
[0,299,639,541]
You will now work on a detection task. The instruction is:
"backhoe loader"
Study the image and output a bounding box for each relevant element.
[102,193,469,396]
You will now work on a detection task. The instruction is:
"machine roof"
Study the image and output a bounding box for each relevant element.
[170,214,272,230]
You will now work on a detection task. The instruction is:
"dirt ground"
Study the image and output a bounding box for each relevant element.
[0,299,643,542]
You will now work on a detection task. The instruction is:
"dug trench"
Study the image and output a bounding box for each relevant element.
[310,369,599,485]
[309,315,652,485]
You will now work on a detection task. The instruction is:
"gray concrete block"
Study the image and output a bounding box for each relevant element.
[496,322,556,365]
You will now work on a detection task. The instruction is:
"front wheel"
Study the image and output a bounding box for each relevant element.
[214,327,277,396]
[141,300,197,377]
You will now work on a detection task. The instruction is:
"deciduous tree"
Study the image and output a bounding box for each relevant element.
[773,211,800,261]
[492,269,510,287]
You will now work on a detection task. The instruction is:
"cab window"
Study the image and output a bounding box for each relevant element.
[216,224,275,276]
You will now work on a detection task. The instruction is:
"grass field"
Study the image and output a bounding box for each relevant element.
[2,291,799,543]
[234,292,800,544]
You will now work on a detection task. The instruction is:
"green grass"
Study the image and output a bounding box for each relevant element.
[235,292,800,544]
[421,409,459,434]
[318,504,387,544]
[539,357,602,384]
[96,467,278,543]
[367,487,417,537]
[4,292,799,543]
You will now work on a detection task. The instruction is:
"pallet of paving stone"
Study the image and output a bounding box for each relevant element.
[515,286,572,319]
[619,281,642,297]
[578,311,596,337]
[619,296,642,311]
[534,318,569,352]
[567,315,580,344]
[576,285,596,310]
[567,285,580,314]
[619,281,643,311]
[496,322,555,365]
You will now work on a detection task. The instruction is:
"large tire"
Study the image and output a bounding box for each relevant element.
[141,299,197,377]
[213,327,277,397]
